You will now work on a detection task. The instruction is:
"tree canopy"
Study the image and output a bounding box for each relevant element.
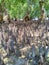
[0,0,49,19]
